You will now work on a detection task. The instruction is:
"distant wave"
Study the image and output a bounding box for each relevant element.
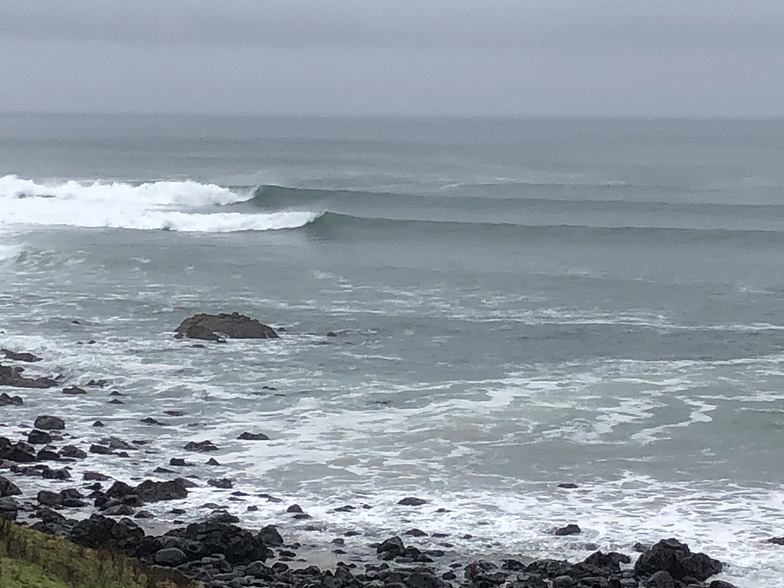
[0,175,320,233]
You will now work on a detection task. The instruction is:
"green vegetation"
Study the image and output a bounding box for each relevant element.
[0,519,195,588]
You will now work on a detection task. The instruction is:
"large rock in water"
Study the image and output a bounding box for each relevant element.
[0,364,58,389]
[634,538,723,582]
[174,313,279,340]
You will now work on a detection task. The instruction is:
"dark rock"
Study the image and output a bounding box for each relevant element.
[207,511,240,524]
[37,449,60,460]
[68,513,144,550]
[108,437,136,451]
[554,524,581,536]
[134,510,154,519]
[333,505,355,512]
[0,392,23,406]
[208,478,233,489]
[109,399,124,405]
[634,538,723,582]
[109,391,124,396]
[106,481,135,498]
[175,312,279,340]
[0,439,37,462]
[2,349,42,362]
[62,385,87,395]
[92,421,105,427]
[0,497,19,520]
[206,458,220,466]
[174,520,272,564]
[397,497,427,506]
[37,490,63,507]
[60,445,87,459]
[135,478,189,502]
[27,430,52,444]
[0,364,58,388]
[708,581,738,588]
[169,458,192,466]
[154,547,188,567]
[377,536,405,559]
[404,528,428,537]
[237,432,270,441]
[89,444,113,455]
[766,536,784,545]
[286,504,303,513]
[557,483,579,489]
[259,524,284,546]
[34,415,65,430]
[184,440,218,452]
[326,331,338,337]
[104,504,136,516]
[645,570,676,588]
[164,410,185,417]
[41,467,70,480]
[83,471,111,481]
[87,379,108,387]
[0,475,22,497]
[140,417,168,425]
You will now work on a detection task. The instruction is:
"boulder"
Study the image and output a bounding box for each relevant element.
[398,497,427,506]
[258,524,283,546]
[184,440,218,452]
[238,432,270,441]
[174,312,279,340]
[62,385,87,395]
[27,430,52,445]
[554,524,581,536]
[0,438,37,462]
[0,475,21,497]
[154,547,188,567]
[0,392,23,406]
[1,349,42,362]
[0,364,58,388]
[135,478,189,502]
[176,520,272,564]
[34,415,65,430]
[68,514,144,550]
[634,538,723,582]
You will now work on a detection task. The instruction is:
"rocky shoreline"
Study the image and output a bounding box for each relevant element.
[0,315,762,587]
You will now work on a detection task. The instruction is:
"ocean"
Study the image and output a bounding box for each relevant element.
[2,114,784,586]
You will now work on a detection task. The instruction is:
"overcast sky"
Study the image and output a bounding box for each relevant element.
[1,0,783,117]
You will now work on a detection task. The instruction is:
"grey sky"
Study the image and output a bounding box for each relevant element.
[1,0,783,116]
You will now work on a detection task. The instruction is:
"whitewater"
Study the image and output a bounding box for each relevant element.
[2,115,784,586]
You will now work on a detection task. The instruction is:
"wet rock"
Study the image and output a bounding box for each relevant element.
[766,536,784,545]
[0,364,58,388]
[155,547,188,567]
[63,385,87,395]
[104,504,136,516]
[34,415,65,430]
[174,520,273,564]
[259,524,284,546]
[326,331,338,337]
[174,312,279,340]
[184,440,218,452]
[377,536,405,559]
[169,458,193,467]
[208,478,233,489]
[135,478,189,502]
[68,513,144,550]
[2,349,42,362]
[0,438,37,462]
[0,392,23,406]
[397,497,427,506]
[164,410,185,417]
[404,528,428,537]
[109,399,124,405]
[0,475,21,497]
[634,538,723,582]
[87,379,108,387]
[557,483,579,489]
[37,449,60,460]
[27,430,52,444]
[83,471,111,481]
[554,524,581,536]
[89,444,114,455]
[92,421,105,427]
[0,497,19,520]
[41,467,70,480]
[140,417,168,425]
[286,504,303,513]
[206,458,220,466]
[37,490,63,507]
[237,432,270,441]
[60,445,87,459]
[108,437,137,451]
[645,570,676,588]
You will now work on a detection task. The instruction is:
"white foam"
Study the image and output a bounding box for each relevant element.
[0,175,319,233]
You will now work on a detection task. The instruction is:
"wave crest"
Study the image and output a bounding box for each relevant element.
[0,175,320,233]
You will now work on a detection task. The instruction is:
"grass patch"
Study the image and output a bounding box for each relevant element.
[0,518,195,588]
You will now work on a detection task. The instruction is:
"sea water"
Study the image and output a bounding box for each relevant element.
[2,115,784,585]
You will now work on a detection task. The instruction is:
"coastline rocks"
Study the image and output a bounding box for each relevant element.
[554,524,582,536]
[1,348,42,362]
[34,415,65,430]
[0,364,58,388]
[0,475,21,497]
[165,520,273,564]
[68,513,145,550]
[634,538,722,582]
[184,440,218,452]
[398,496,427,506]
[27,430,52,445]
[174,312,279,340]
[63,385,87,395]
[0,392,23,406]
[135,478,190,502]
[238,432,270,441]
[0,438,37,462]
